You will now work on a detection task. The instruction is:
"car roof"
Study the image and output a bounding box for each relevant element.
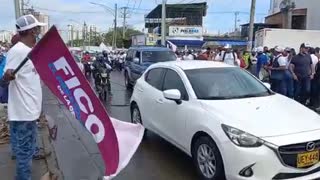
[129,46,172,51]
[153,60,234,70]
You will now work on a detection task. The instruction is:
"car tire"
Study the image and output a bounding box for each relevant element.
[131,103,147,137]
[192,136,225,180]
[125,71,133,89]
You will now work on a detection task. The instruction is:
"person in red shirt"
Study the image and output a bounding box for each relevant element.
[82,52,92,76]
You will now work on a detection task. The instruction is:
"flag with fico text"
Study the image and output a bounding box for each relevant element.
[28,26,144,179]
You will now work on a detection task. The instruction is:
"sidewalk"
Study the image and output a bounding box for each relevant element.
[0,105,60,180]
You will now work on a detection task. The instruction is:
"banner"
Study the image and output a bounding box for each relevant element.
[168,26,203,37]
[29,26,144,178]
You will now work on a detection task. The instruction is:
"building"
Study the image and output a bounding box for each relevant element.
[145,2,207,48]
[240,23,279,41]
[266,0,320,30]
[0,30,14,43]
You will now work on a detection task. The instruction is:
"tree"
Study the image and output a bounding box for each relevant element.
[103,27,142,48]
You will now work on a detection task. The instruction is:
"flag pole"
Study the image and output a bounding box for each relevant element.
[13,56,30,75]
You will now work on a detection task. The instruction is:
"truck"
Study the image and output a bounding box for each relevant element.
[255,28,320,52]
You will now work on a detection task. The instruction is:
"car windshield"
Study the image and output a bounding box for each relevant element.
[185,67,273,100]
[142,51,176,62]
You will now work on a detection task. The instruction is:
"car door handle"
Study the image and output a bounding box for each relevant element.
[156,99,164,104]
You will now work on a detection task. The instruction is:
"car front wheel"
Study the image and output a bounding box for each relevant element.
[125,72,133,89]
[192,136,225,180]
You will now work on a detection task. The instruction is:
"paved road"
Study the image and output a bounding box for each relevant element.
[98,70,198,180]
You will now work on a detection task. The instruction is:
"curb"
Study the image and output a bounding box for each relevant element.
[40,115,63,180]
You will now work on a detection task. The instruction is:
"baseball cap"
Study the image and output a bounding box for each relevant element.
[284,47,291,52]
[274,46,284,52]
[300,43,311,49]
[16,14,46,32]
[257,46,263,53]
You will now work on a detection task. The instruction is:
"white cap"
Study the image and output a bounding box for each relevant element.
[274,46,284,52]
[16,14,46,32]
[257,46,263,53]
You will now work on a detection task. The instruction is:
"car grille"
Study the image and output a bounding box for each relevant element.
[278,140,320,168]
[272,166,320,179]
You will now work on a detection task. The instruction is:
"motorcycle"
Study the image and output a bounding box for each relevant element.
[84,61,92,77]
[93,63,112,100]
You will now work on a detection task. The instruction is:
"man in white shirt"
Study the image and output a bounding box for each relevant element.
[216,44,240,66]
[3,14,45,180]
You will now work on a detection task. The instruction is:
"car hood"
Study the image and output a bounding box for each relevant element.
[200,94,320,138]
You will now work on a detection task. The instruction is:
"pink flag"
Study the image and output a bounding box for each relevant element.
[28,26,144,178]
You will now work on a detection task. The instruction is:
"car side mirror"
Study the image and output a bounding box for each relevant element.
[263,82,271,89]
[133,57,140,64]
[163,89,182,105]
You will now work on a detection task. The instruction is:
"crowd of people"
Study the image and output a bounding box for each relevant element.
[175,43,320,110]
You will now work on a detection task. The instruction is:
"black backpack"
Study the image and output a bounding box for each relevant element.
[222,52,237,65]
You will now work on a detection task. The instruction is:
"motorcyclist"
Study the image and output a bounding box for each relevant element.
[82,51,92,76]
[92,54,111,91]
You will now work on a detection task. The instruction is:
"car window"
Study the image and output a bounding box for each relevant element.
[135,51,141,59]
[163,69,189,100]
[185,67,272,100]
[142,51,176,63]
[126,50,133,61]
[145,68,165,90]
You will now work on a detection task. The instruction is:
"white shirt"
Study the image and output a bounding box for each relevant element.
[4,42,42,121]
[277,56,287,67]
[217,51,240,66]
[311,54,319,74]
[184,54,194,60]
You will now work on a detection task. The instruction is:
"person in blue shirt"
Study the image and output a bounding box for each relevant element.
[0,51,7,79]
[256,47,269,79]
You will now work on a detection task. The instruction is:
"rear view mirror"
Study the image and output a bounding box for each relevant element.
[163,89,182,105]
[133,57,140,64]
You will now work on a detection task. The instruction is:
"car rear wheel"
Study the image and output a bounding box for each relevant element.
[125,72,133,89]
[192,136,225,180]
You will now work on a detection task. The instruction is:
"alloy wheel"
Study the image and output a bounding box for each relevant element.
[197,144,217,179]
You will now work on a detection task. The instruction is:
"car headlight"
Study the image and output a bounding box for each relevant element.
[222,124,264,147]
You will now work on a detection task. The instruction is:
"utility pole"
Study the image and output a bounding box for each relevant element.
[112,3,118,49]
[14,0,21,19]
[247,0,256,51]
[120,7,130,39]
[234,11,239,34]
[161,0,166,46]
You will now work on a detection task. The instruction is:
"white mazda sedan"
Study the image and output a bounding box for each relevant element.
[130,61,320,180]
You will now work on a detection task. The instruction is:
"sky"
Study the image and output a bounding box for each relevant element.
[0,0,270,36]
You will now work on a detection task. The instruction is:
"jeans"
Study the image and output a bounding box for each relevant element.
[271,79,286,95]
[310,79,320,107]
[10,121,37,180]
[294,77,311,105]
[284,71,294,98]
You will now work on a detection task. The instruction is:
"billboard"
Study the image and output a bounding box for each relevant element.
[169,26,203,37]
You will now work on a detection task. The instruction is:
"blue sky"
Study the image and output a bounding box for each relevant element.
[0,0,270,35]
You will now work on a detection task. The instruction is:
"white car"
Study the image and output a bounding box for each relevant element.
[130,61,320,180]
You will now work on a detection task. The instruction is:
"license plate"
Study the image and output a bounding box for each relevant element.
[297,150,319,168]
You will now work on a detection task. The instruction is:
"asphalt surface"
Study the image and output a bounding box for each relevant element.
[95,70,199,180]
